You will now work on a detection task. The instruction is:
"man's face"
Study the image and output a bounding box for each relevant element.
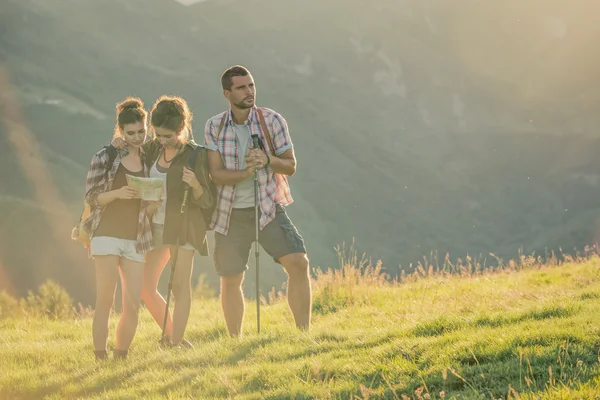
[225,75,256,109]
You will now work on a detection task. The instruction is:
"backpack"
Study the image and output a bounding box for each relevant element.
[71,145,117,247]
[188,144,217,230]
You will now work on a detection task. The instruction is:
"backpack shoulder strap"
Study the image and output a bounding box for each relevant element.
[100,145,119,183]
[255,107,275,156]
[104,145,118,166]
[216,112,227,140]
[188,143,205,169]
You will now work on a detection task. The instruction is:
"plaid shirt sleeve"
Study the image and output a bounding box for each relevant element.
[204,118,219,151]
[85,149,109,209]
[270,113,293,156]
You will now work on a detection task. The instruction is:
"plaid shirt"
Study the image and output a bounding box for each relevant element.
[81,147,154,254]
[204,106,294,235]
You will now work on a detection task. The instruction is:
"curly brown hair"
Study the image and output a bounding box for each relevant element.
[149,95,193,143]
[113,97,147,138]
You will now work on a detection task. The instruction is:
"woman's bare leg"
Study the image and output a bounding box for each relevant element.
[115,258,144,352]
[141,247,172,336]
[169,247,195,345]
[92,256,119,353]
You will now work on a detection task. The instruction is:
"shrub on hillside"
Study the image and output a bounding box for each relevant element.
[23,280,73,319]
[0,291,22,319]
[312,243,390,315]
[193,274,216,299]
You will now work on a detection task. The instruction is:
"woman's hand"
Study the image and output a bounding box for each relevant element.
[116,186,140,199]
[182,167,201,190]
[111,136,126,150]
[110,137,145,154]
[146,200,162,216]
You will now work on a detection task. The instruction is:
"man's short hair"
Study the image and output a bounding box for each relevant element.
[221,65,252,91]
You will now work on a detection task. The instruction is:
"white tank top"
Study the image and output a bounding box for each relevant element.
[150,160,168,224]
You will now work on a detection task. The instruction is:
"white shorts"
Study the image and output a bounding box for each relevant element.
[90,236,145,263]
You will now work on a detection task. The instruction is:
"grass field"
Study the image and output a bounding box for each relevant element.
[1,250,600,399]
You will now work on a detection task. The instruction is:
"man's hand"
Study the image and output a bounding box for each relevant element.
[208,148,258,185]
[245,149,268,169]
[243,163,257,178]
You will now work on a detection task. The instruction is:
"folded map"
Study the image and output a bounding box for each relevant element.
[125,175,164,201]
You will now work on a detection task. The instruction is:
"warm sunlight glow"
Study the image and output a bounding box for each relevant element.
[0,259,16,295]
[0,68,86,289]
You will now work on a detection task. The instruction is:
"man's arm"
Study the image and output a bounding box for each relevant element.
[269,148,296,176]
[207,149,256,185]
[252,110,296,176]
[205,115,254,185]
[246,147,296,176]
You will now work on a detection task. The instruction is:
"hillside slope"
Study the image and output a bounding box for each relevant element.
[1,0,600,302]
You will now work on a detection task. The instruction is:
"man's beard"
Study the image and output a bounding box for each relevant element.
[234,98,255,109]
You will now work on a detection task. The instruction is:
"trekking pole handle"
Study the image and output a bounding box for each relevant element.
[252,134,261,152]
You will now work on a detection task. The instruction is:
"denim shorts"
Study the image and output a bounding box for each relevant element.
[90,236,145,263]
[152,224,195,251]
[214,204,307,276]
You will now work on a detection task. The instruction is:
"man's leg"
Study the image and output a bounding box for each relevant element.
[214,209,254,337]
[260,205,311,330]
[280,253,311,330]
[220,272,245,337]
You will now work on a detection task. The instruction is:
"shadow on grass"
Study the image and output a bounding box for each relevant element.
[414,303,580,338]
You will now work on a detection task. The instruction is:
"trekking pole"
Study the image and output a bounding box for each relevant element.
[161,183,190,344]
[251,134,261,334]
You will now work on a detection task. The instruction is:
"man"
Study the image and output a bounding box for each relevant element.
[204,65,311,336]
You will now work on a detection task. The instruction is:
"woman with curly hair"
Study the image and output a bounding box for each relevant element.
[83,97,159,360]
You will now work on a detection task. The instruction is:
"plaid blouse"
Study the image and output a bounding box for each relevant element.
[82,147,154,254]
[204,106,294,235]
